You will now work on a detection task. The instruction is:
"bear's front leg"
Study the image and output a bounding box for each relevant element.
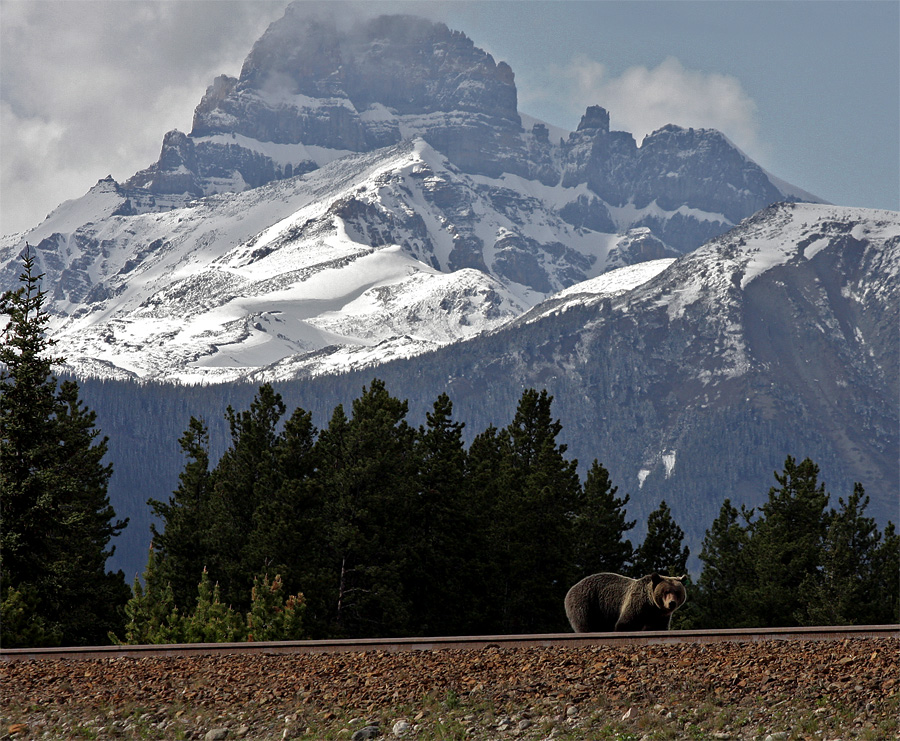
[614,614,643,631]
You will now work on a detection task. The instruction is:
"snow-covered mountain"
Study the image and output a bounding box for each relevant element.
[72,201,898,579]
[1,7,822,385]
[0,139,661,383]
[282,200,898,554]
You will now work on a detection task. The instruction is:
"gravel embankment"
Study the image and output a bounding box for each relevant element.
[2,637,897,740]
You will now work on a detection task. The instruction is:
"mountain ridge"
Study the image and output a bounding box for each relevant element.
[1,4,895,584]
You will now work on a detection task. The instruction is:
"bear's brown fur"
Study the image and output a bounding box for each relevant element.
[564,572,687,632]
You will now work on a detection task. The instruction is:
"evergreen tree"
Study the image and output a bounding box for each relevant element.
[47,380,130,644]
[631,500,689,577]
[745,456,829,627]
[797,483,898,626]
[245,573,305,641]
[245,405,323,631]
[1,248,64,647]
[407,392,472,635]
[180,569,245,643]
[313,380,417,637]
[0,248,128,646]
[463,423,510,633]
[0,585,57,648]
[491,389,580,633]
[112,558,306,645]
[148,416,212,610]
[870,522,900,625]
[112,547,182,645]
[204,384,287,608]
[571,460,634,579]
[691,499,753,628]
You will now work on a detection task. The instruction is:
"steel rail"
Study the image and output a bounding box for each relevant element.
[2,625,896,663]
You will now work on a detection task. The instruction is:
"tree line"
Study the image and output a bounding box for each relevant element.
[141,380,666,639]
[1,250,897,647]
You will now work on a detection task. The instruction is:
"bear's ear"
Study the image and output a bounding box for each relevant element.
[677,574,687,581]
[650,572,662,585]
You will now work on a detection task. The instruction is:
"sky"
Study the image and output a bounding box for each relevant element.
[1,0,898,237]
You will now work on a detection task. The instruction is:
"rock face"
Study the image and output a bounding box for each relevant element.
[121,5,816,255]
[128,10,531,197]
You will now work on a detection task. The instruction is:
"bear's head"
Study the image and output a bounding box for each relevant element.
[651,573,687,614]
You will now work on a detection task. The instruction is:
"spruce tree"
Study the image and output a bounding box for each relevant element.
[797,483,897,626]
[692,499,753,628]
[745,456,829,627]
[491,389,580,633]
[0,247,129,646]
[148,416,212,611]
[572,460,635,579]
[631,500,689,577]
[408,392,472,635]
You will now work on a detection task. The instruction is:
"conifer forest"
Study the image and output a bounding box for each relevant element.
[1,253,898,648]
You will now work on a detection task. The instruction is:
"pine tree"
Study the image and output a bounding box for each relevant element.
[745,456,829,627]
[1,247,129,646]
[112,546,182,645]
[0,585,57,647]
[691,499,753,628]
[572,460,635,579]
[797,483,897,626]
[631,500,689,577]
[47,380,130,644]
[245,405,323,631]
[204,384,287,608]
[491,389,580,633]
[407,392,472,635]
[313,380,417,637]
[247,405,320,564]
[870,522,900,625]
[1,248,64,645]
[180,568,245,643]
[464,423,510,632]
[245,573,305,641]
[148,416,212,611]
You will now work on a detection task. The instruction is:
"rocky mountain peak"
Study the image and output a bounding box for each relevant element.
[193,9,519,138]
[576,105,611,132]
[117,2,818,258]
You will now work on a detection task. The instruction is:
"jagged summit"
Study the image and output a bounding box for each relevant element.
[118,2,816,254]
[232,9,519,121]
[127,8,527,195]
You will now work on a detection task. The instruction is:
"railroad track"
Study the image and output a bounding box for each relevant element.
[2,624,895,662]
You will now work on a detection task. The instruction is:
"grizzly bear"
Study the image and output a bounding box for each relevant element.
[564,572,687,632]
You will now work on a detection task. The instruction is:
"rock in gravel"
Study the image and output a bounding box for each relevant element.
[351,724,382,740]
[204,730,230,741]
[392,719,411,736]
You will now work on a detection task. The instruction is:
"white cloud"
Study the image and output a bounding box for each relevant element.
[561,55,764,156]
[0,0,288,236]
